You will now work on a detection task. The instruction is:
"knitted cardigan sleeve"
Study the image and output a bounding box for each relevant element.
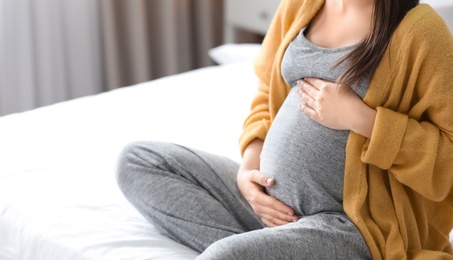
[342,6,453,258]
[361,5,453,202]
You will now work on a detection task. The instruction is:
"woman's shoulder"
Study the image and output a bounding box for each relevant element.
[275,0,323,20]
[393,4,452,47]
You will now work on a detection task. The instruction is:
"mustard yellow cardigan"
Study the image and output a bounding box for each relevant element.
[239,1,453,259]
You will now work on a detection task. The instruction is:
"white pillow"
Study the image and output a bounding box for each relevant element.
[208,43,262,65]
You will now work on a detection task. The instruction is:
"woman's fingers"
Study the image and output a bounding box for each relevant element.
[300,102,319,121]
[238,169,299,227]
[297,80,319,113]
[261,193,296,218]
[296,77,365,131]
[260,213,292,227]
[250,170,274,187]
[247,183,299,225]
[256,205,298,226]
[298,78,320,92]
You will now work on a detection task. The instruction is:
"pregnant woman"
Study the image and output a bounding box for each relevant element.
[115,0,453,259]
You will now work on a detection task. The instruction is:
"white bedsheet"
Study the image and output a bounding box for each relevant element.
[0,61,258,259]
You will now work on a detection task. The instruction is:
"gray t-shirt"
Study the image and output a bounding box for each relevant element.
[260,29,369,217]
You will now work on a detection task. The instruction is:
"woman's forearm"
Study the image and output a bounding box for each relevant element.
[351,104,376,139]
[239,138,263,172]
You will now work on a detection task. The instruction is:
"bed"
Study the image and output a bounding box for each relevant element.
[1,2,453,259]
[0,47,263,258]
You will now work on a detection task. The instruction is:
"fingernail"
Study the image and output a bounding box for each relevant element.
[266,178,272,184]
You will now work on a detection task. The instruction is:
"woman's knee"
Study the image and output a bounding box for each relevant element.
[115,141,179,192]
[198,232,267,260]
[198,235,247,259]
[115,141,155,192]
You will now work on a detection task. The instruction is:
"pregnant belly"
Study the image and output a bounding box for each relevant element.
[260,88,346,216]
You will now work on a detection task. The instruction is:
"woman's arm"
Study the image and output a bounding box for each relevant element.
[238,0,322,225]
[237,138,299,227]
[297,78,377,139]
[360,10,453,201]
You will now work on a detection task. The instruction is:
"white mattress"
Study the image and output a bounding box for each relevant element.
[0,61,258,259]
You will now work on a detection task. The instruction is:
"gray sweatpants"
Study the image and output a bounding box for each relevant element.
[116,141,371,259]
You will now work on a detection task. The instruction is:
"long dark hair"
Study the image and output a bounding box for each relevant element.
[337,0,419,87]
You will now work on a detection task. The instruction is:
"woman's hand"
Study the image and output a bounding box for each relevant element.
[237,169,299,227]
[297,78,376,138]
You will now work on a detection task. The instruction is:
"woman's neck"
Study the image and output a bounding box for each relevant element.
[329,0,374,10]
[305,0,374,48]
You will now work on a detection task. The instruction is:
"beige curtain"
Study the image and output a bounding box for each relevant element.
[100,0,224,90]
[0,0,224,116]
[0,0,103,116]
